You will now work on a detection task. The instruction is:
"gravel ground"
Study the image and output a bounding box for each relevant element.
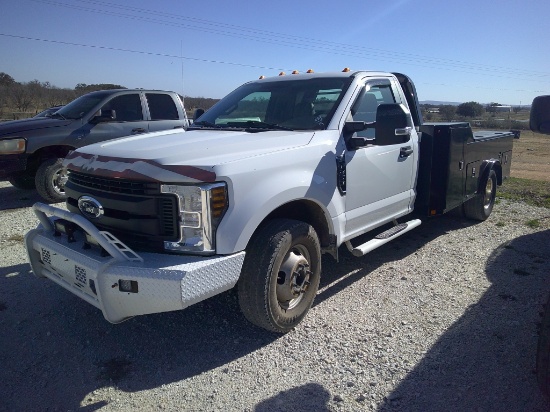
[1,180,549,412]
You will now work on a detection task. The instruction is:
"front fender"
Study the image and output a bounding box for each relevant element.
[215,150,341,254]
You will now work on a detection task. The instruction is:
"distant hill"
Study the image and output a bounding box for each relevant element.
[420,100,462,106]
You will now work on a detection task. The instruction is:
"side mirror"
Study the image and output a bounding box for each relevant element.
[91,109,116,123]
[374,103,411,146]
[343,121,375,149]
[530,95,550,134]
[194,108,205,121]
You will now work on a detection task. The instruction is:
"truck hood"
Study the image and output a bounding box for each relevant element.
[64,128,315,183]
[0,117,74,137]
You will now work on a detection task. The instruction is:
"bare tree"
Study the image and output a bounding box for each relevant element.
[10,83,34,113]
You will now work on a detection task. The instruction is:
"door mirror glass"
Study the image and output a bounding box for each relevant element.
[374,103,411,145]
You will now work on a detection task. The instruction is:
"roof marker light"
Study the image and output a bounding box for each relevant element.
[279,72,286,76]
[259,75,265,79]
[307,69,314,73]
[292,70,299,74]
[342,67,351,72]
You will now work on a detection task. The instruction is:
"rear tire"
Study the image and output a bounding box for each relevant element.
[35,158,68,203]
[464,169,497,221]
[238,219,321,333]
[8,173,36,190]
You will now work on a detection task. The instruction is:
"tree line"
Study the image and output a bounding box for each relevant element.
[0,72,527,129]
[0,72,219,120]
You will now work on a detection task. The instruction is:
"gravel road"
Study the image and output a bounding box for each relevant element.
[1,180,549,412]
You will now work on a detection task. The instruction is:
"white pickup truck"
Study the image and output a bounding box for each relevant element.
[24,69,517,332]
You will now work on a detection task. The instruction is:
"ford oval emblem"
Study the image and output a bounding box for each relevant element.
[78,196,104,219]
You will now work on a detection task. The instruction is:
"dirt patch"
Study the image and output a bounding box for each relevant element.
[511,131,550,182]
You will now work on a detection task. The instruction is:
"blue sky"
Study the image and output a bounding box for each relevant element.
[1,0,549,105]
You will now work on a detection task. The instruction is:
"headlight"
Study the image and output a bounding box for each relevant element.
[0,138,26,154]
[161,182,228,254]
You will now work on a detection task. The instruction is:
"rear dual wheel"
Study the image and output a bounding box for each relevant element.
[464,169,497,221]
[238,219,321,333]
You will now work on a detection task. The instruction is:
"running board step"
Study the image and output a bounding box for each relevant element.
[345,219,422,257]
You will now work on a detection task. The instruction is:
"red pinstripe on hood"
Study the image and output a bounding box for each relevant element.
[63,151,216,183]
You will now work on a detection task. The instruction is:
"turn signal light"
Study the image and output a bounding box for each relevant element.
[119,279,138,293]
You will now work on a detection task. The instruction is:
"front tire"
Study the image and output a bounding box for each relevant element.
[35,158,68,203]
[238,219,321,333]
[464,169,497,221]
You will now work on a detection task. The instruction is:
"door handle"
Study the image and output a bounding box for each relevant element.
[399,146,413,158]
[132,128,146,134]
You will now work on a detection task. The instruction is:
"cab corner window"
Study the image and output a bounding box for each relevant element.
[146,93,179,120]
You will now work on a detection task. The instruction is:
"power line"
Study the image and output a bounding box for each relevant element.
[28,0,550,80]
[1,32,548,95]
[0,33,289,72]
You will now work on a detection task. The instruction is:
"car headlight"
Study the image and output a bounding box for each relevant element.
[161,182,228,254]
[0,138,26,154]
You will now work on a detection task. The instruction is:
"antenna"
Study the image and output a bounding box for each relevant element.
[180,39,185,112]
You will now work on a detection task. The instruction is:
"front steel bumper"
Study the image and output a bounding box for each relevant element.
[24,203,245,323]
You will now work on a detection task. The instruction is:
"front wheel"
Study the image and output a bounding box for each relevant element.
[238,219,321,333]
[35,158,68,203]
[464,169,497,221]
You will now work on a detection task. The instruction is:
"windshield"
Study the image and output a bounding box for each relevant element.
[192,77,351,131]
[55,91,112,120]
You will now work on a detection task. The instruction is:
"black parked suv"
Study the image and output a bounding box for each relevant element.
[0,89,189,202]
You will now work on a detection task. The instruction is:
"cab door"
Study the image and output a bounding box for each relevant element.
[343,79,418,238]
[78,93,149,147]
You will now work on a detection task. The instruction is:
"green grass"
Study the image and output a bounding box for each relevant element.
[526,219,541,228]
[498,178,550,209]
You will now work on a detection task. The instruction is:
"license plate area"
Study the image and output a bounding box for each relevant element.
[40,246,98,298]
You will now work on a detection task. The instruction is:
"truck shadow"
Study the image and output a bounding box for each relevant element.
[376,229,550,411]
[255,382,331,411]
[0,183,57,210]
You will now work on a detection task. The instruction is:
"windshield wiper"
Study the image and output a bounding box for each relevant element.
[49,112,67,120]
[244,121,294,132]
[191,120,222,129]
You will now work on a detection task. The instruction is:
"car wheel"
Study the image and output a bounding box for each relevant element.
[238,218,321,333]
[35,158,68,203]
[464,169,497,221]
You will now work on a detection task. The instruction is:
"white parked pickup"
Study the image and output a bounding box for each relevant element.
[25,69,517,332]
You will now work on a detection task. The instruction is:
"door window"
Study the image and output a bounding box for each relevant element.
[348,82,396,139]
[102,94,143,122]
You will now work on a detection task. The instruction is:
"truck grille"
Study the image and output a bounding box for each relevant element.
[65,171,179,252]
[69,171,159,195]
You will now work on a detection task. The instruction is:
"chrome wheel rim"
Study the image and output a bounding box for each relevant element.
[483,177,494,209]
[52,167,68,196]
[276,244,312,310]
